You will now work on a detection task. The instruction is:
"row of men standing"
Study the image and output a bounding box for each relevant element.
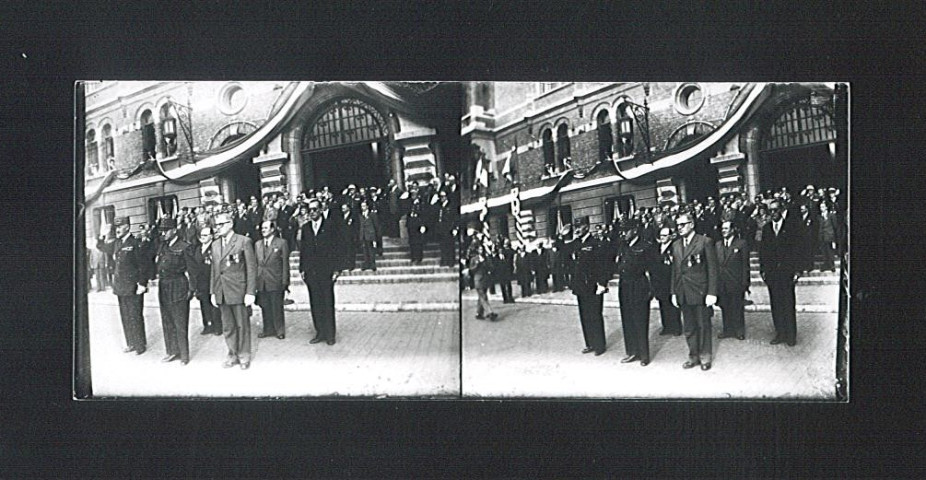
[565,197,802,371]
[96,195,346,370]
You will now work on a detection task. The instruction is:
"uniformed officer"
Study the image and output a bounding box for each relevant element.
[615,219,657,366]
[97,216,151,355]
[563,216,611,356]
[155,217,196,365]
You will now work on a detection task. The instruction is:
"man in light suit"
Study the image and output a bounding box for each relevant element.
[255,220,290,340]
[210,212,257,370]
[759,200,803,346]
[299,198,344,345]
[671,212,719,371]
[715,220,750,341]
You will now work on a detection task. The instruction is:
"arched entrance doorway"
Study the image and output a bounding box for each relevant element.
[759,101,845,193]
[301,98,391,193]
[219,133,262,204]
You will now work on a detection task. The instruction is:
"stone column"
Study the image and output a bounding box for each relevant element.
[395,127,439,186]
[711,135,748,196]
[286,127,306,195]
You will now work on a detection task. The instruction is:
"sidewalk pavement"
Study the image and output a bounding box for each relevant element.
[88,280,460,313]
[86,301,459,397]
[462,280,839,313]
[462,301,839,399]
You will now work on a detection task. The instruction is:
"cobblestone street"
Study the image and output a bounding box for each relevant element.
[87,298,459,397]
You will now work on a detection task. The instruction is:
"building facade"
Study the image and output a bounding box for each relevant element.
[82,81,462,241]
[460,82,848,240]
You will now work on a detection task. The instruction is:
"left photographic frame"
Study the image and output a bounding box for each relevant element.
[75,81,463,398]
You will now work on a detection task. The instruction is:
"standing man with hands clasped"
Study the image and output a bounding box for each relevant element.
[255,220,290,340]
[671,212,719,371]
[564,216,611,356]
[210,212,257,370]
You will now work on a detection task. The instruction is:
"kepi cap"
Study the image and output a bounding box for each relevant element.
[113,216,130,226]
[573,216,590,227]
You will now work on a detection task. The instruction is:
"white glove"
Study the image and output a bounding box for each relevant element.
[135,284,147,295]
[332,271,340,282]
[705,294,717,307]
[671,294,679,308]
[210,294,218,307]
[595,284,607,295]
[244,294,255,307]
[420,226,427,234]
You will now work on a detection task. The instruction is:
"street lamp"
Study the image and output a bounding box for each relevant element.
[618,82,653,163]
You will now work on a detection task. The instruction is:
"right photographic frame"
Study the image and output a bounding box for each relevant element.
[459,82,849,400]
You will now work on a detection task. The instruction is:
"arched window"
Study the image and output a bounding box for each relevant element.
[140,110,156,161]
[101,124,114,170]
[616,102,634,157]
[86,129,98,175]
[159,104,177,157]
[597,109,613,162]
[542,128,555,174]
[556,123,570,171]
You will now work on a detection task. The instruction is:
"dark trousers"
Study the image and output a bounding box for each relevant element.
[620,299,651,361]
[361,241,377,270]
[536,274,548,294]
[819,240,836,271]
[197,294,222,332]
[766,275,797,343]
[439,236,455,266]
[718,292,746,337]
[408,229,424,262]
[499,279,514,303]
[117,294,146,351]
[475,286,494,317]
[576,294,606,353]
[552,272,566,292]
[681,304,712,363]
[657,297,682,334]
[305,272,336,341]
[257,290,285,336]
[219,303,251,363]
[160,299,190,362]
[519,279,533,297]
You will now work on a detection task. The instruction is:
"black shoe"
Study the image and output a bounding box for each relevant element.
[200,328,211,335]
[309,337,324,344]
[594,349,606,356]
[475,315,485,320]
[258,332,271,338]
[737,335,745,340]
[213,330,223,336]
[682,360,700,369]
[718,333,730,339]
[640,360,649,367]
[581,347,594,354]
[659,329,671,336]
[161,354,178,363]
[770,338,782,345]
[620,355,638,363]
[135,347,146,355]
[180,359,189,366]
[277,334,285,340]
[701,363,712,371]
[488,313,498,321]
[326,339,336,345]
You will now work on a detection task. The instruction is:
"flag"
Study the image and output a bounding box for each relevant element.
[502,146,519,184]
[100,209,109,237]
[157,199,165,220]
[556,207,564,233]
[479,197,490,239]
[475,154,489,190]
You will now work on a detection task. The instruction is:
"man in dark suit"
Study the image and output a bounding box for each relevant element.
[797,203,818,272]
[435,190,458,267]
[651,226,682,336]
[564,217,611,356]
[385,178,402,238]
[514,247,534,298]
[615,219,657,366]
[340,203,358,271]
[715,220,750,341]
[210,212,257,370]
[759,200,803,346]
[154,217,196,365]
[671,212,719,371]
[255,220,290,340]
[189,226,222,335]
[97,216,151,355]
[299,198,344,345]
[358,201,380,271]
[404,185,427,264]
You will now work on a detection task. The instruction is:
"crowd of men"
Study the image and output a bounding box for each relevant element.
[88,174,460,370]
[463,185,846,371]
